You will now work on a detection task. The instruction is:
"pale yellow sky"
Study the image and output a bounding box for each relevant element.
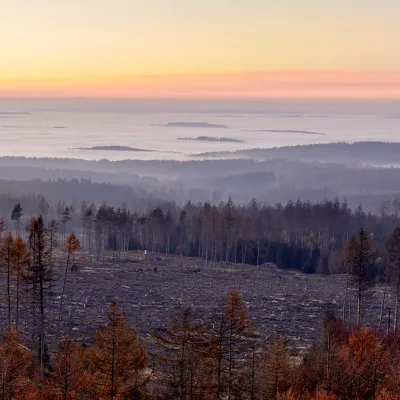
[1,1,400,97]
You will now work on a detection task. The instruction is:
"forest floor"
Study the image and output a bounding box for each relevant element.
[0,251,392,354]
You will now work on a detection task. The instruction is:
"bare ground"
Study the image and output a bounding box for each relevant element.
[0,252,393,353]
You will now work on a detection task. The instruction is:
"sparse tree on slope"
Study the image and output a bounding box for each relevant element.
[11,235,31,331]
[153,308,206,399]
[11,203,23,236]
[88,301,148,399]
[0,232,14,327]
[342,229,374,326]
[57,232,80,338]
[41,337,97,400]
[223,198,235,268]
[0,328,35,399]
[207,288,251,399]
[259,333,292,400]
[25,216,54,378]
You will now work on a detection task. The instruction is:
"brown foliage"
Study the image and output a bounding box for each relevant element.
[152,308,207,399]
[11,235,31,331]
[202,288,252,399]
[0,328,35,399]
[66,232,80,255]
[258,333,292,400]
[87,301,148,399]
[40,337,97,400]
[337,327,389,399]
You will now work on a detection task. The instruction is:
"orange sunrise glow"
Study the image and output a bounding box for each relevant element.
[1,1,400,99]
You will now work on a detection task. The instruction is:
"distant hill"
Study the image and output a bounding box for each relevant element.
[75,146,154,152]
[154,122,228,129]
[178,136,245,143]
[193,141,400,166]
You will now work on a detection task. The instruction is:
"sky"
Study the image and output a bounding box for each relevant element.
[1,0,400,99]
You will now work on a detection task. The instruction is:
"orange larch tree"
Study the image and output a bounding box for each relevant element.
[0,328,35,399]
[205,288,251,399]
[338,327,389,399]
[40,337,97,400]
[259,333,292,400]
[87,301,148,399]
[152,308,207,399]
[11,235,31,331]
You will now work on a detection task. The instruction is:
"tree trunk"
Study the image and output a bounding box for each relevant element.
[394,283,399,334]
[7,251,11,328]
[256,238,260,268]
[39,269,45,378]
[16,268,20,331]
[357,285,362,326]
[111,336,116,400]
[379,274,389,331]
[57,253,70,338]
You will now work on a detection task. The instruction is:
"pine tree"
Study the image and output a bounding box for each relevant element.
[10,203,23,236]
[25,216,54,378]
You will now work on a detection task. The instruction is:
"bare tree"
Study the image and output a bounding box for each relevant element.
[342,229,374,326]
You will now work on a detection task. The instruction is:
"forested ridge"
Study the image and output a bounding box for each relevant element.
[3,141,400,212]
[3,196,399,275]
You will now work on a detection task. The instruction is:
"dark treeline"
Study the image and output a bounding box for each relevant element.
[67,197,400,277]
[3,196,400,277]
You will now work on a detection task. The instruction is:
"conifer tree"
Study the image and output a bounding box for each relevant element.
[342,229,374,326]
[47,218,58,265]
[57,232,80,338]
[179,210,187,263]
[10,203,23,236]
[223,198,235,267]
[0,232,14,327]
[153,308,206,399]
[207,289,251,399]
[88,301,148,399]
[25,216,54,378]
[41,337,96,400]
[338,328,389,399]
[61,206,72,248]
[259,333,292,400]
[385,227,400,333]
[11,235,31,331]
[0,328,34,399]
